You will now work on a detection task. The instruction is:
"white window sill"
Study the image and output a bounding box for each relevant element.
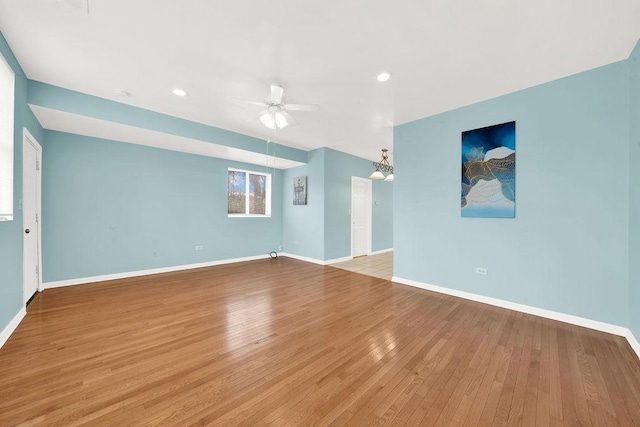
[228,214,272,218]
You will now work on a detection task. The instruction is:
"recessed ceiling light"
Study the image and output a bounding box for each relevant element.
[114,89,130,97]
[172,88,187,97]
[377,72,391,82]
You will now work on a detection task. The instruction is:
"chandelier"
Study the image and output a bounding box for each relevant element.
[370,148,394,181]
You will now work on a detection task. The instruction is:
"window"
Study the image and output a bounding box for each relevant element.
[0,52,15,221]
[228,168,271,216]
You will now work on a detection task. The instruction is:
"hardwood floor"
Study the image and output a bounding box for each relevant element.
[1,258,640,426]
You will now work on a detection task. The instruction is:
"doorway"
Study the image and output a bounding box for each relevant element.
[22,129,42,304]
[351,176,372,258]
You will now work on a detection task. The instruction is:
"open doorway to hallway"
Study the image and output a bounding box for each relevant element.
[330,251,393,280]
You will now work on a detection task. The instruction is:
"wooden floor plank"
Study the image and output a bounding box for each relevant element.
[536,321,553,427]
[0,258,639,426]
[476,313,520,425]
[521,318,542,426]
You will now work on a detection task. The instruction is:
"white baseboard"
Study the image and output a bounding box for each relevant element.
[43,254,271,289]
[392,276,628,337]
[279,252,325,265]
[393,276,640,362]
[626,330,640,361]
[325,256,353,264]
[279,253,352,266]
[368,248,393,256]
[280,250,392,266]
[0,307,26,349]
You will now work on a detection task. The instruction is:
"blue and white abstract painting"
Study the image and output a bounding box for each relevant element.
[461,121,516,218]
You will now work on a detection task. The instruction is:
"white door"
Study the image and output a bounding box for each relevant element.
[351,177,372,257]
[23,130,41,304]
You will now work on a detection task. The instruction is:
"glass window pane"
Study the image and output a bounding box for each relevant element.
[249,173,266,215]
[228,170,246,214]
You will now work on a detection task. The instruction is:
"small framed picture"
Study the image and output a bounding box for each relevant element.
[294,176,307,205]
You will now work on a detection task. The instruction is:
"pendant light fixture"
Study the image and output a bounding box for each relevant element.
[370,148,393,181]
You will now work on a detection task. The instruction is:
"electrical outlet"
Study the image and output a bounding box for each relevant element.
[278,245,283,251]
[475,267,487,276]
[195,245,203,251]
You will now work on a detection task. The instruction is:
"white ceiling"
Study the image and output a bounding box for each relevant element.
[1,0,639,162]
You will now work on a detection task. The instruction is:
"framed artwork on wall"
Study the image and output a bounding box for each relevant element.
[461,121,516,218]
[294,176,307,205]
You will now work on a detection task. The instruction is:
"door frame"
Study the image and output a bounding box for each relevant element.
[22,128,42,302]
[351,176,372,258]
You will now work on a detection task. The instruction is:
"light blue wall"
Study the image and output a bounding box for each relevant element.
[282,149,325,260]
[281,147,394,261]
[395,60,630,326]
[0,32,44,331]
[42,131,283,282]
[629,40,640,338]
[324,148,393,260]
[28,81,308,164]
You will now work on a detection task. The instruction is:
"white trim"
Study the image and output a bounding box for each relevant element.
[280,252,352,266]
[392,276,629,337]
[43,254,270,289]
[22,128,43,302]
[0,307,26,349]
[227,167,271,216]
[280,253,324,265]
[325,256,353,265]
[0,51,15,221]
[626,330,640,361]
[368,248,393,256]
[351,176,372,258]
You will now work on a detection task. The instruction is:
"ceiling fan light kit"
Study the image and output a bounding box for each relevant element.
[370,148,393,181]
[233,84,320,130]
[260,110,289,130]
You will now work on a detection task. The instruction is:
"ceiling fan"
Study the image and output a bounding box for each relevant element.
[232,84,320,130]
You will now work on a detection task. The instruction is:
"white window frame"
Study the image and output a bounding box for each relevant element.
[227,168,272,217]
[0,51,15,221]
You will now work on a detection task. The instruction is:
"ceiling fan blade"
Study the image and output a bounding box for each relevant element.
[270,84,284,104]
[283,103,320,112]
[247,110,268,122]
[280,110,298,126]
[229,98,266,107]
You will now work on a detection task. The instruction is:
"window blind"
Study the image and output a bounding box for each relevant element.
[0,53,15,221]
